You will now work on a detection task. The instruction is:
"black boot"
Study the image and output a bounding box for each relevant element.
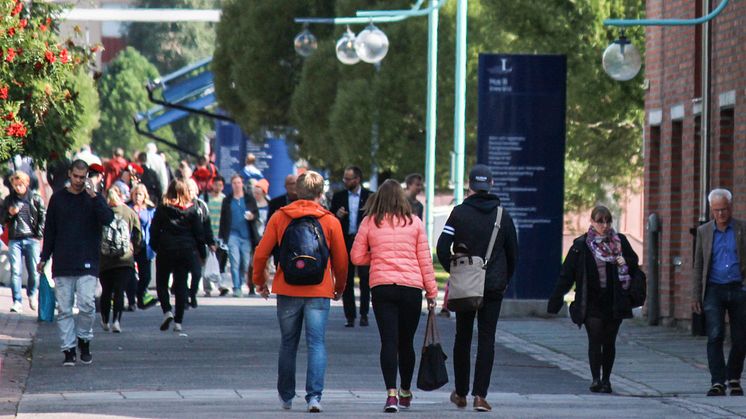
[589,379,602,393]
[77,338,92,364]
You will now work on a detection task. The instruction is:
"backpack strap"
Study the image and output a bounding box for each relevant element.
[482,206,503,268]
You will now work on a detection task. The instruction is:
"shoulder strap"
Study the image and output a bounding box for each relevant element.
[483,206,503,265]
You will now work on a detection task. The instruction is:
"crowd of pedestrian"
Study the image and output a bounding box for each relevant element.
[1,144,743,413]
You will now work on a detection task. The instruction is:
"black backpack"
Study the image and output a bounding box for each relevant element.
[278,216,330,285]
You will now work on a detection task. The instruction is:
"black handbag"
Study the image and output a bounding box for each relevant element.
[416,308,449,391]
[629,268,647,308]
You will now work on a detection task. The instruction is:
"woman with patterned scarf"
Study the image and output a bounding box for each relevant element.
[547,205,642,394]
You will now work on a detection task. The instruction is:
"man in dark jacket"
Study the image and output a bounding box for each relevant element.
[136,152,162,206]
[2,171,46,313]
[37,159,115,367]
[436,164,518,412]
[267,174,298,222]
[330,166,372,327]
[218,174,260,297]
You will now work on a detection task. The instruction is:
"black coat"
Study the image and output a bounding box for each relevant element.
[330,187,371,236]
[1,191,46,239]
[218,192,260,248]
[547,233,639,326]
[150,204,206,259]
[267,193,292,224]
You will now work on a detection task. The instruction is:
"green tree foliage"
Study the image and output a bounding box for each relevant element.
[0,1,98,162]
[214,0,336,136]
[215,0,644,211]
[92,47,175,157]
[127,0,220,157]
[480,0,645,210]
[67,68,100,151]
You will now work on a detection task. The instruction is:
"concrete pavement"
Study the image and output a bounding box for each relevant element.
[3,287,746,417]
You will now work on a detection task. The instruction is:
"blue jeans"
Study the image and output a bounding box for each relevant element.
[276,296,330,403]
[8,238,40,304]
[704,282,746,385]
[227,235,252,292]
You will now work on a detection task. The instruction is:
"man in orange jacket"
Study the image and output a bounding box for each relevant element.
[253,170,348,413]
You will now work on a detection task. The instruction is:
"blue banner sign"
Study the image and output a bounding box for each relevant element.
[477,54,566,300]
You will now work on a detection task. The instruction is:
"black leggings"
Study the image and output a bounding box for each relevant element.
[156,251,196,323]
[584,316,622,382]
[134,250,153,303]
[100,267,134,324]
[371,285,423,390]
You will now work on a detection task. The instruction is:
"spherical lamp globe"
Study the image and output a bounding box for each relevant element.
[602,36,642,81]
[336,28,360,65]
[354,24,389,64]
[294,28,318,58]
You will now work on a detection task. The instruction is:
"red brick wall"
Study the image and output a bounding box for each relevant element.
[644,0,746,325]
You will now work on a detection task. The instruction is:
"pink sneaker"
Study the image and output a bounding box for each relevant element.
[398,391,411,409]
[384,395,399,413]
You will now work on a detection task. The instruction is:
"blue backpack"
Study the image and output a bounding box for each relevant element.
[279,216,330,285]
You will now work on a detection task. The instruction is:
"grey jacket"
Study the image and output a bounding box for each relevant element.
[693,218,746,301]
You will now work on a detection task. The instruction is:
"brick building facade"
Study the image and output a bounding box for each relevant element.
[644,0,745,325]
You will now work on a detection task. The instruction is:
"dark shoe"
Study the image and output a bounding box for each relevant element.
[189,296,198,308]
[589,379,602,393]
[707,383,726,396]
[160,311,174,331]
[126,304,136,312]
[77,338,92,364]
[360,315,369,327]
[729,380,744,396]
[219,288,230,297]
[384,395,399,413]
[473,396,492,412]
[450,391,466,408]
[62,348,76,366]
[600,380,612,394]
[345,318,355,328]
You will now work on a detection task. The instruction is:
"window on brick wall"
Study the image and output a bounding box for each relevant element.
[648,125,661,214]
[718,108,735,191]
[671,120,683,234]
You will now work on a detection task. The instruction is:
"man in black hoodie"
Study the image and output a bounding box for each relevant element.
[37,159,115,367]
[436,164,518,412]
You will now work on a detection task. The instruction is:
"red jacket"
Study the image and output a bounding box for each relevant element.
[253,200,348,298]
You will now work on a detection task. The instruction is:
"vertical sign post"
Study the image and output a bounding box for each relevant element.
[477,54,566,299]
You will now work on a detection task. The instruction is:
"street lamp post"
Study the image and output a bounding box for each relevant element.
[295,0,446,245]
[452,0,467,205]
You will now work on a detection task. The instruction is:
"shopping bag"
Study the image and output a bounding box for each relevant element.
[416,308,449,391]
[38,274,55,322]
[204,251,220,283]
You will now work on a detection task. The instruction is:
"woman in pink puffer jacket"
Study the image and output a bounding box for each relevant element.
[351,179,438,413]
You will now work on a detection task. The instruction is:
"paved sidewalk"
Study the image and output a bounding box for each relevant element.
[496,316,745,417]
[7,290,746,418]
[0,287,38,419]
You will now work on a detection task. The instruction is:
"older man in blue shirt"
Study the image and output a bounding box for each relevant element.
[693,188,746,397]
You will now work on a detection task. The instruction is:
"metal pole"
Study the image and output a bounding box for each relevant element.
[646,213,660,326]
[370,62,381,190]
[699,0,712,223]
[453,0,467,204]
[424,0,439,246]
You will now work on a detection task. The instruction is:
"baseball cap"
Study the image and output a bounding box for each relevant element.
[468,164,493,192]
[254,178,269,196]
[88,163,104,174]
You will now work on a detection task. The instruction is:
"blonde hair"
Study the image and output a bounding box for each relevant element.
[363,179,413,228]
[11,171,30,186]
[132,183,154,207]
[296,171,324,200]
[107,187,123,206]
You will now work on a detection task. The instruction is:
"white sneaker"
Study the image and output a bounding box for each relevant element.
[28,296,37,311]
[280,396,292,410]
[101,320,110,331]
[307,398,322,413]
[173,323,182,332]
[112,320,121,333]
[160,311,174,331]
[10,301,23,313]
